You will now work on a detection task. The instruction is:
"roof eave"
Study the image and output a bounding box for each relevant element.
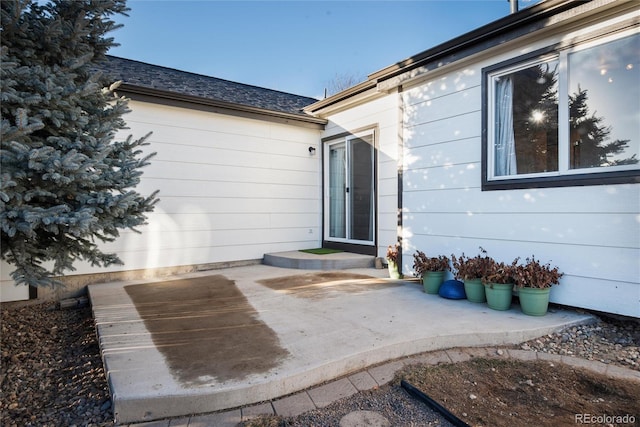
[306,0,589,115]
[369,0,586,83]
[118,83,327,127]
[303,80,378,114]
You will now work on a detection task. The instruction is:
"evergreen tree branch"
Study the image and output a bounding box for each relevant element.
[1,0,158,288]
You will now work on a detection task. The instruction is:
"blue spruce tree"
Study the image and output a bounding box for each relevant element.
[1,0,159,288]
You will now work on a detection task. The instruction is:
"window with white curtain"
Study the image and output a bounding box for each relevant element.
[483,29,639,189]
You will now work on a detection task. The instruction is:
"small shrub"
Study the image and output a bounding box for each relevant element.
[387,243,400,264]
[412,251,450,277]
[512,256,563,288]
[451,247,494,280]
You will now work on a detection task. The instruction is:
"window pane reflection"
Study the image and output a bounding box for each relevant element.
[494,60,559,176]
[569,34,640,169]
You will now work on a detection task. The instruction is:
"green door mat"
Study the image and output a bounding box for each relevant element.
[299,248,344,255]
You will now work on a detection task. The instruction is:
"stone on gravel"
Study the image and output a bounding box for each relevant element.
[339,410,390,427]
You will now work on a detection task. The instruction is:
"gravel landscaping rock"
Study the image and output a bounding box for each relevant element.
[517,318,640,370]
[1,302,112,427]
[1,301,638,427]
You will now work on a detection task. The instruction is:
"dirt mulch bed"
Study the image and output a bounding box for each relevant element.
[398,358,640,427]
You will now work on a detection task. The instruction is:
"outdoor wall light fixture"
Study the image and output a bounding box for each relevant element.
[308,146,316,155]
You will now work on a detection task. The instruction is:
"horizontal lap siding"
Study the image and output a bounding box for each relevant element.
[405,212,638,265]
[145,162,315,186]
[402,64,640,317]
[404,185,637,214]
[112,102,322,270]
[15,101,323,281]
[98,226,317,270]
[321,94,399,257]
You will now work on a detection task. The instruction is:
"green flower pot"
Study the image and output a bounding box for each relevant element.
[464,278,486,303]
[387,260,402,279]
[518,287,551,316]
[422,271,445,294]
[484,283,513,311]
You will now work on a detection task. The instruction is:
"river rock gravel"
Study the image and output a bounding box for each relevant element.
[1,301,638,427]
[517,316,640,370]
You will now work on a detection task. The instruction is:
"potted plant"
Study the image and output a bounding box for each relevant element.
[482,258,516,311]
[413,250,450,294]
[512,256,563,316]
[386,243,402,279]
[451,247,493,303]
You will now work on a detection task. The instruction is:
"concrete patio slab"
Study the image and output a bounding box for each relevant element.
[88,264,593,424]
[263,250,375,270]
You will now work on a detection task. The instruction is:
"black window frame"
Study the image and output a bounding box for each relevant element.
[481,40,640,191]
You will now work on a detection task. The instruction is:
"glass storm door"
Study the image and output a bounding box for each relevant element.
[326,133,374,244]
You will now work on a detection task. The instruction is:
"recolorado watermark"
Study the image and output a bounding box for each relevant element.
[575,413,636,425]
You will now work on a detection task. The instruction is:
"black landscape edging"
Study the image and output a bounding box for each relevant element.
[401,379,470,427]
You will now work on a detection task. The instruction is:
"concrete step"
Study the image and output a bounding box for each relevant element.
[263,251,375,270]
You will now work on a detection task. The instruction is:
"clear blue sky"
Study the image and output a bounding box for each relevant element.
[110,0,542,99]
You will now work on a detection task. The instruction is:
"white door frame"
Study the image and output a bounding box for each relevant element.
[323,130,375,246]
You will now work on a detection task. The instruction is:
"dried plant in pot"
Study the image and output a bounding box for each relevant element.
[512,256,563,289]
[482,259,515,285]
[386,243,402,279]
[451,251,490,280]
[482,258,516,311]
[413,251,450,276]
[413,251,450,294]
[451,247,494,303]
[512,256,563,316]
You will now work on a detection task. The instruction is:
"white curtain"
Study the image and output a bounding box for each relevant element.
[495,76,517,176]
[329,145,346,238]
[368,153,374,242]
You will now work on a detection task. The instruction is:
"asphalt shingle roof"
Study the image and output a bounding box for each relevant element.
[97,56,319,117]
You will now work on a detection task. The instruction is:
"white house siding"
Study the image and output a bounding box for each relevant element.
[400,9,640,317]
[1,100,323,302]
[320,91,400,258]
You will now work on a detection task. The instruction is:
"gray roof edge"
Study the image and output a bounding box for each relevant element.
[97,55,324,121]
[304,80,378,114]
[368,0,587,82]
[105,55,319,103]
[118,83,328,126]
[305,0,596,113]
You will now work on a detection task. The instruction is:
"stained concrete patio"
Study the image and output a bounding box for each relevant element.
[88,260,593,424]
